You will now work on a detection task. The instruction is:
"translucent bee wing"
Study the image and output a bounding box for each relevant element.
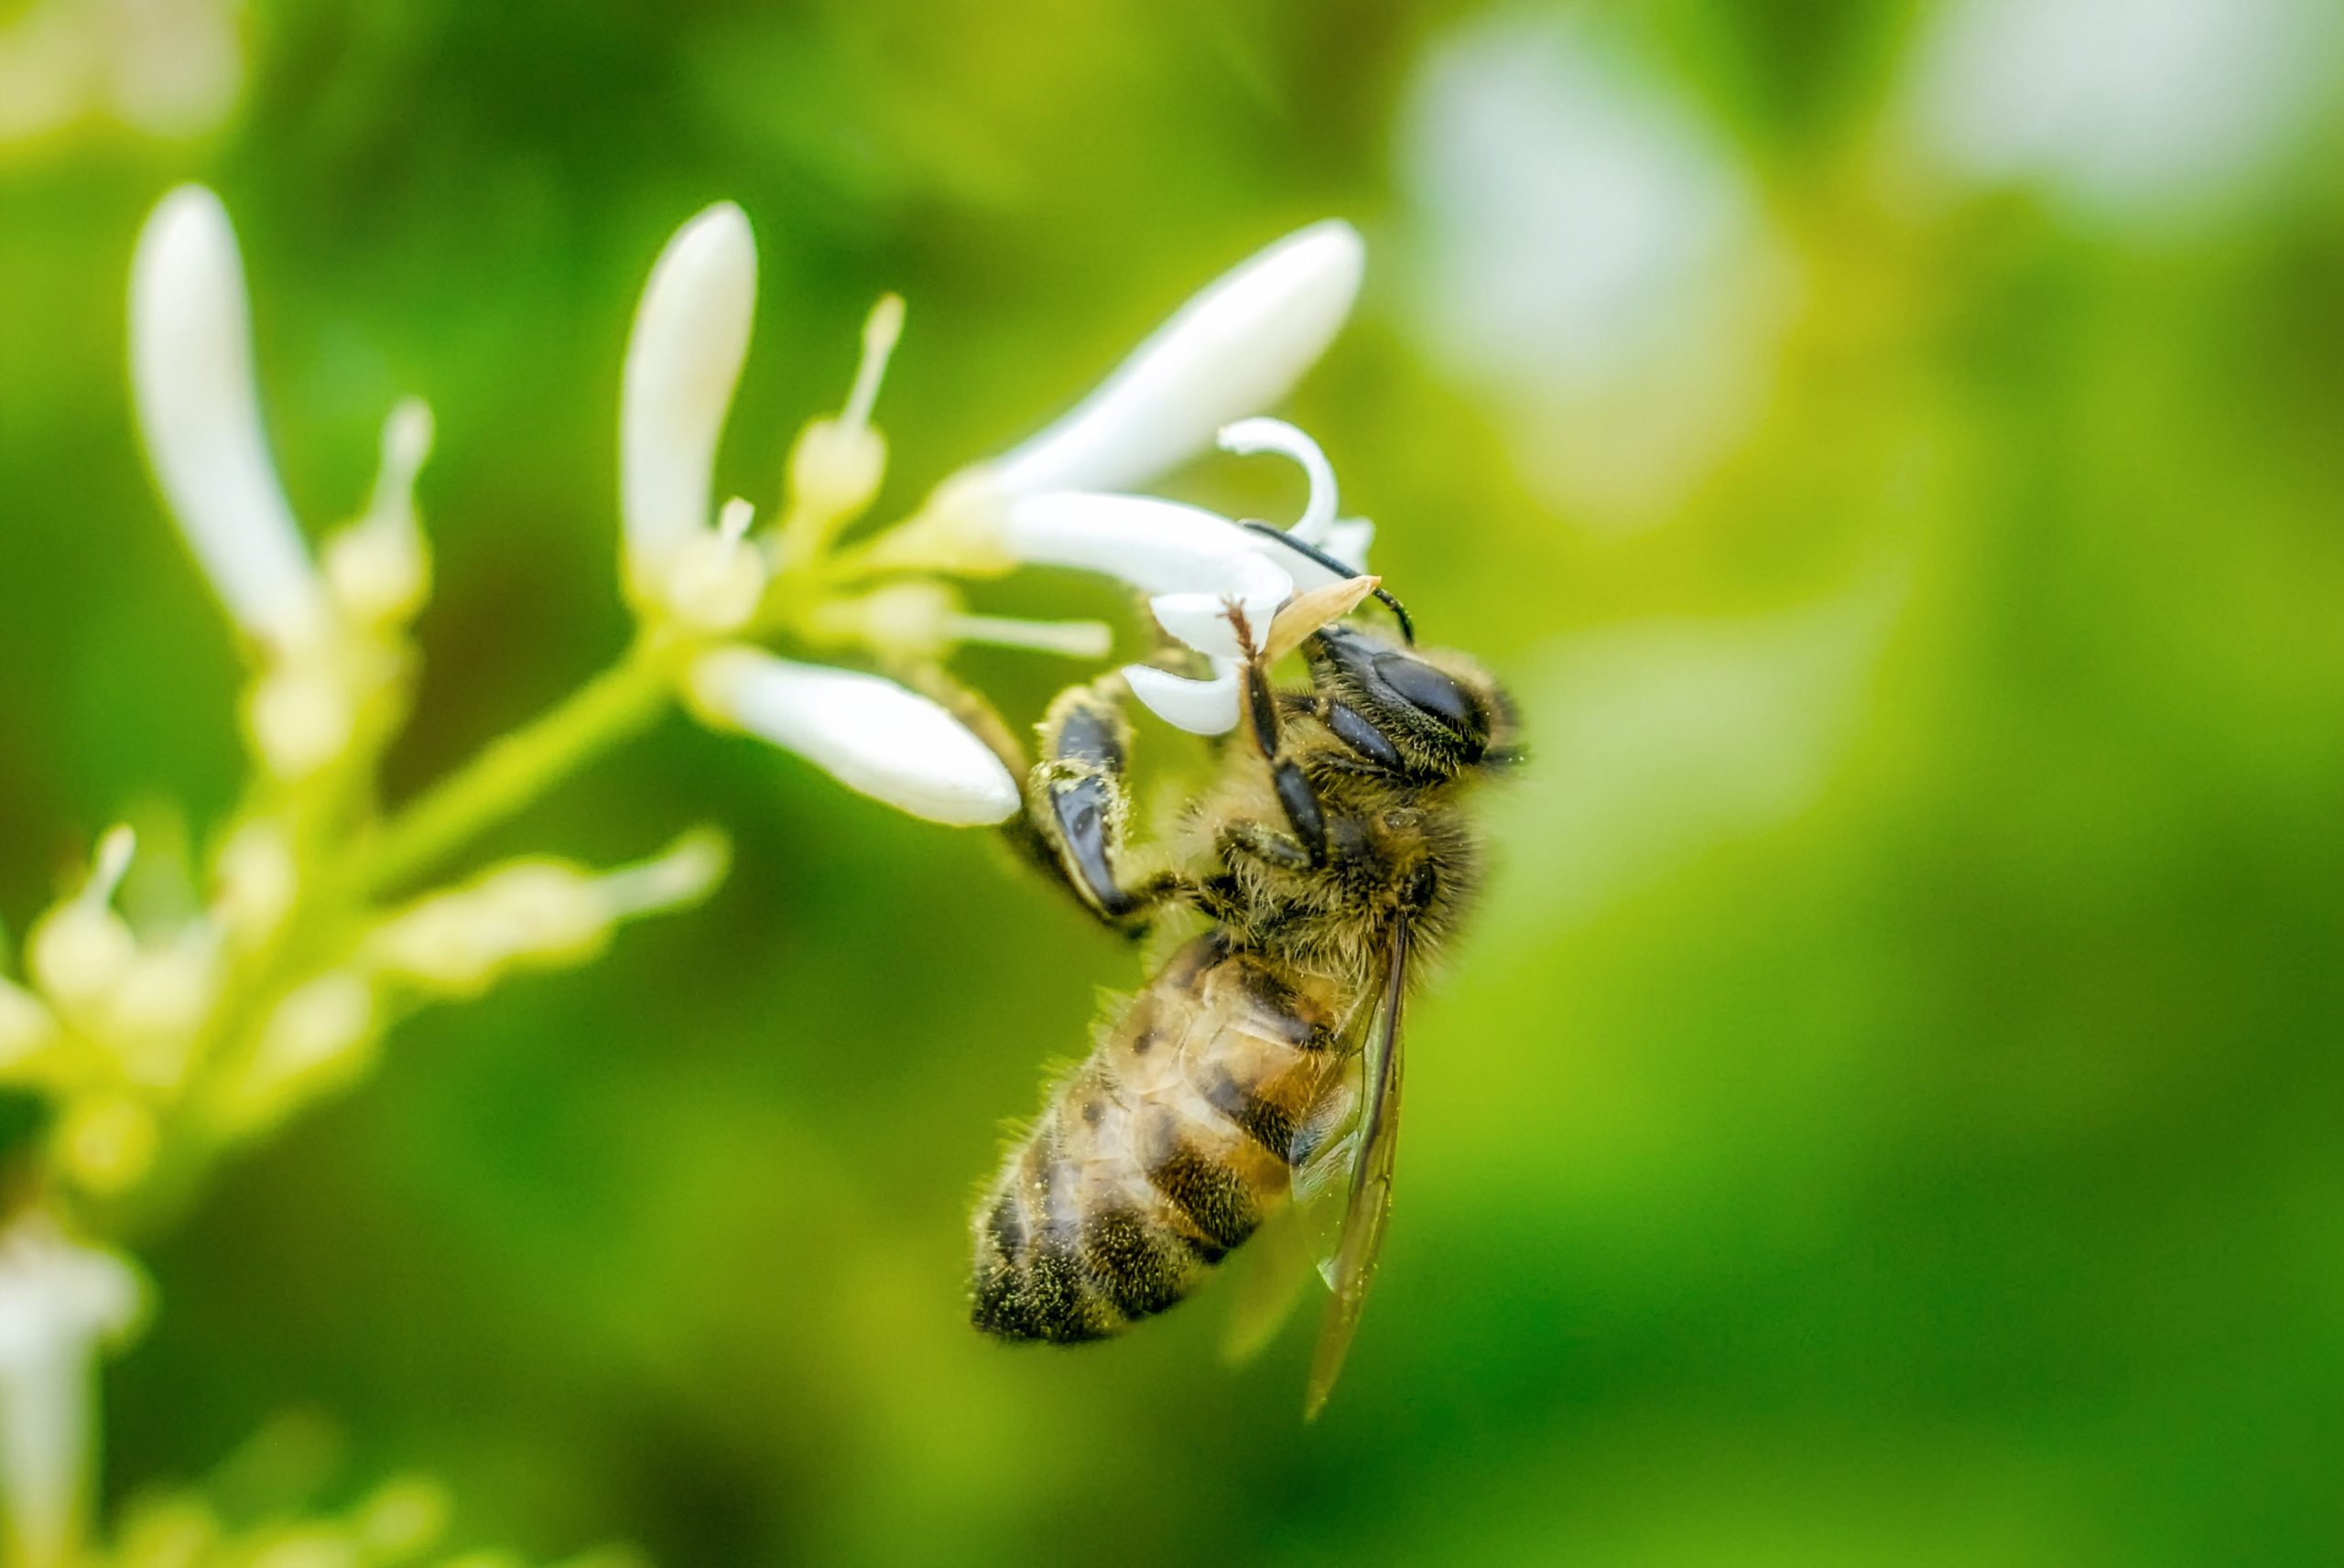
[1216,1207,1318,1368]
[1287,1001,1370,1277]
[1300,920,1412,1421]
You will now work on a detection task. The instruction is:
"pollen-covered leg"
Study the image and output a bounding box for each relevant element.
[1029,675,1190,930]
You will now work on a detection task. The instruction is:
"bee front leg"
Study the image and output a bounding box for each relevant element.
[1030,674,1196,933]
[1241,660,1329,869]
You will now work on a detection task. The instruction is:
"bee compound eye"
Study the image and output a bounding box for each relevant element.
[1372,652,1481,736]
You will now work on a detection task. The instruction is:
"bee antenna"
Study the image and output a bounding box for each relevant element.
[1238,522,1416,644]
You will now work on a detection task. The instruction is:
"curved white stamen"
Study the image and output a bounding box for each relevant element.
[990,221,1365,497]
[129,186,325,650]
[1220,416,1339,538]
[686,647,1020,827]
[1123,661,1242,735]
[620,203,756,589]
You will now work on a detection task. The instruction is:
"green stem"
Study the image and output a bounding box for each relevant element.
[359,641,675,895]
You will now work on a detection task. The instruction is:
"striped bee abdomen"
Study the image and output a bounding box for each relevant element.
[971,936,1348,1344]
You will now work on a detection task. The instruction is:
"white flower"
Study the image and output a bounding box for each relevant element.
[1002,492,1294,636]
[1899,0,2335,222]
[129,185,327,651]
[0,1214,142,1568]
[987,220,1365,497]
[619,201,758,601]
[686,648,1020,827]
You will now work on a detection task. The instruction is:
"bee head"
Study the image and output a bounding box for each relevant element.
[1307,623,1520,779]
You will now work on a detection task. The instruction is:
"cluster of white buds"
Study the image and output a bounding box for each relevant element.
[0,827,221,1195]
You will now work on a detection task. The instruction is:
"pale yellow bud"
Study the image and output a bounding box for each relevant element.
[27,905,137,1020]
[28,826,138,1022]
[244,665,356,778]
[113,1494,220,1568]
[0,979,59,1076]
[245,1528,359,1568]
[59,1096,160,1195]
[323,520,429,627]
[105,934,222,1088]
[368,892,498,997]
[662,498,768,633]
[212,821,298,947]
[474,863,611,965]
[223,972,378,1131]
[787,417,887,527]
[353,1476,451,1559]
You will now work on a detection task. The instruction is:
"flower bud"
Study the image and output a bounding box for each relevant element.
[244,665,357,779]
[58,1096,160,1195]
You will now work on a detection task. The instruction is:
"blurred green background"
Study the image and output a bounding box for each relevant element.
[5,0,2344,1563]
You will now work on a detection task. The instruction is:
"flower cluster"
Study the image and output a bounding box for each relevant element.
[0,182,1378,1568]
[621,201,1378,801]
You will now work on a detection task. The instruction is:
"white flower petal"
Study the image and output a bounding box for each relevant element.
[990,221,1365,496]
[1149,589,1283,663]
[1002,492,1294,610]
[687,647,1019,827]
[1903,0,2334,220]
[129,185,324,649]
[621,202,756,586]
[1123,661,1242,736]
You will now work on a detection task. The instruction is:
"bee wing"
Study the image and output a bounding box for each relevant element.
[1297,917,1412,1421]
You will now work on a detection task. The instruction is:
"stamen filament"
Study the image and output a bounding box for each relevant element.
[843,294,905,431]
[943,614,1116,659]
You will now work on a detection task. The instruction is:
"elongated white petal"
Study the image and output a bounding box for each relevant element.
[1123,661,1242,736]
[129,186,324,648]
[991,222,1365,496]
[1003,492,1294,609]
[621,203,755,586]
[687,647,1019,826]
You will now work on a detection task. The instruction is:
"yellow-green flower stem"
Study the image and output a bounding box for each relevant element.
[357,637,678,898]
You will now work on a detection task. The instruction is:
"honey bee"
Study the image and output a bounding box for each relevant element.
[967,565,1519,1416]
